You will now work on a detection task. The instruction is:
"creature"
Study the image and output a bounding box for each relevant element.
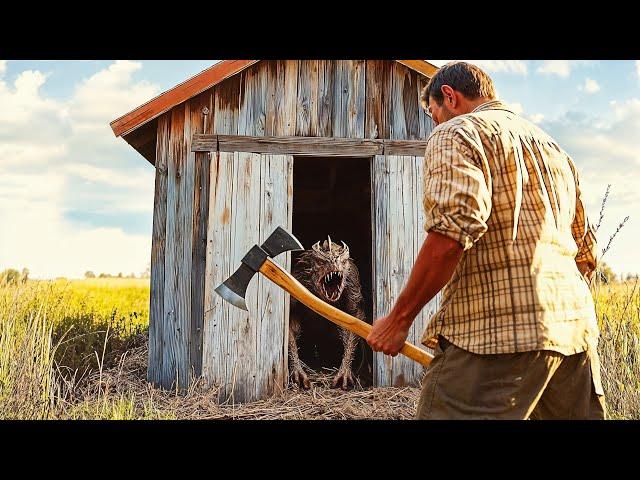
[288,236,367,390]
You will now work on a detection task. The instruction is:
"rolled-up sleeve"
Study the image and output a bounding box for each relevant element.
[569,160,598,270]
[422,127,492,251]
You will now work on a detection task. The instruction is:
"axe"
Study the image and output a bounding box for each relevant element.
[215,226,433,367]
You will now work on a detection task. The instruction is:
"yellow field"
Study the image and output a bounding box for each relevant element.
[1,276,639,419]
[48,278,150,327]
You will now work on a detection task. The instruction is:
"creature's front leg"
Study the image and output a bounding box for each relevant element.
[333,328,358,390]
[288,311,310,389]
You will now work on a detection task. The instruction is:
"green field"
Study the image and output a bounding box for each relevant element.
[0,276,638,419]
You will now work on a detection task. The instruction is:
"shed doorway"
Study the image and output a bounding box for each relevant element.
[291,156,374,388]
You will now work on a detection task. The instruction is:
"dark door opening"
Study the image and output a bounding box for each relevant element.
[291,156,373,388]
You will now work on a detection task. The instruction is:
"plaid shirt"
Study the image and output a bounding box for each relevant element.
[420,100,599,355]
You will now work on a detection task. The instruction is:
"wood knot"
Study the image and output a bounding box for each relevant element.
[202,106,210,115]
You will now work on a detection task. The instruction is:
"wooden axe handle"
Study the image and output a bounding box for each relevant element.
[259,258,433,367]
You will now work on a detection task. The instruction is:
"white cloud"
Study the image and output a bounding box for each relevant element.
[0,60,6,77]
[0,69,65,126]
[537,60,571,77]
[542,98,640,274]
[578,78,600,94]
[64,163,154,192]
[0,196,151,280]
[468,60,528,75]
[68,60,157,135]
[428,60,528,75]
[529,113,545,124]
[0,61,160,278]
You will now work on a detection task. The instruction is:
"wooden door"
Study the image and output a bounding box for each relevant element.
[372,154,441,387]
[202,152,294,404]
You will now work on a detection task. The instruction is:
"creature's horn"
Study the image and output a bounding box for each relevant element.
[327,235,332,251]
[341,240,349,257]
[312,241,322,252]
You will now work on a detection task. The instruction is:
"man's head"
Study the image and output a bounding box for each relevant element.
[421,62,497,126]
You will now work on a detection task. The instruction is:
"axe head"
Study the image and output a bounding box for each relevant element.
[214,226,304,311]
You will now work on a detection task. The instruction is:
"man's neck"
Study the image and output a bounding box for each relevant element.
[464,96,495,113]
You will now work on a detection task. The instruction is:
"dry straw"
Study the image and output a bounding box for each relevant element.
[63,345,421,420]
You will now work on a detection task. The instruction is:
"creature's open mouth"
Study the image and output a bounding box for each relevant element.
[322,271,343,302]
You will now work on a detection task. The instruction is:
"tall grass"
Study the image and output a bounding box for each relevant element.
[0,279,149,419]
[594,280,640,419]
[0,283,57,419]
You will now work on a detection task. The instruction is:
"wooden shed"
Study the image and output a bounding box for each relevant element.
[110,60,442,404]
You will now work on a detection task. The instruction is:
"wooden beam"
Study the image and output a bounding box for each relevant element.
[383,140,429,156]
[192,134,384,156]
[110,60,259,137]
[396,60,439,79]
[191,134,429,157]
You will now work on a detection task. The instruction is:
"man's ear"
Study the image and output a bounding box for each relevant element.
[440,85,456,107]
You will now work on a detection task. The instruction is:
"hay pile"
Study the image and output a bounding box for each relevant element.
[63,346,421,419]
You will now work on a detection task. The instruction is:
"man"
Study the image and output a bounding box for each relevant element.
[366,61,606,420]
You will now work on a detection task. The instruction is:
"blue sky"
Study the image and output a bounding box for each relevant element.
[0,60,638,279]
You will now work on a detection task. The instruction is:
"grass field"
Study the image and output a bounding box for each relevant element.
[0,276,638,419]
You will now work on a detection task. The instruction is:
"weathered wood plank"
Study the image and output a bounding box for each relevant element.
[373,154,437,387]
[331,60,348,138]
[284,155,293,382]
[193,134,384,156]
[417,74,435,140]
[295,60,318,136]
[279,60,299,136]
[202,151,234,398]
[396,60,438,79]
[412,155,437,374]
[365,60,390,139]
[148,112,170,385]
[188,92,211,379]
[317,60,334,137]
[388,155,417,385]
[161,103,191,390]
[237,61,269,139]
[256,154,293,398]
[192,133,428,156]
[346,60,365,138]
[373,154,392,387]
[212,73,240,135]
[383,140,429,156]
[389,62,407,140]
[227,152,262,403]
[264,61,278,136]
[403,70,421,140]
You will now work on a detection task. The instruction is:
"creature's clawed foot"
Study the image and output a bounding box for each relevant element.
[291,366,311,389]
[332,366,355,390]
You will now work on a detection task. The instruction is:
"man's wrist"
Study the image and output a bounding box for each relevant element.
[388,307,414,330]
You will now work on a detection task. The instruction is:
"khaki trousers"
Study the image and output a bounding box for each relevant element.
[416,336,607,420]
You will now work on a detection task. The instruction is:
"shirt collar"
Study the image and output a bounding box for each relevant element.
[471,99,515,114]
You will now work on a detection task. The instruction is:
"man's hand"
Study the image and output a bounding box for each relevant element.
[366,231,464,357]
[577,260,596,285]
[367,314,411,356]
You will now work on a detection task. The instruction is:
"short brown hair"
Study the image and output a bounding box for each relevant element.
[421,61,496,109]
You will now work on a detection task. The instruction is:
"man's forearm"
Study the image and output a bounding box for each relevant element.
[389,231,464,327]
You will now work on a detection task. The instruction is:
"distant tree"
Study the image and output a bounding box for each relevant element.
[0,268,21,285]
[84,271,96,279]
[141,262,151,279]
[117,272,123,278]
[20,268,29,283]
[596,262,617,284]
[98,273,108,278]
